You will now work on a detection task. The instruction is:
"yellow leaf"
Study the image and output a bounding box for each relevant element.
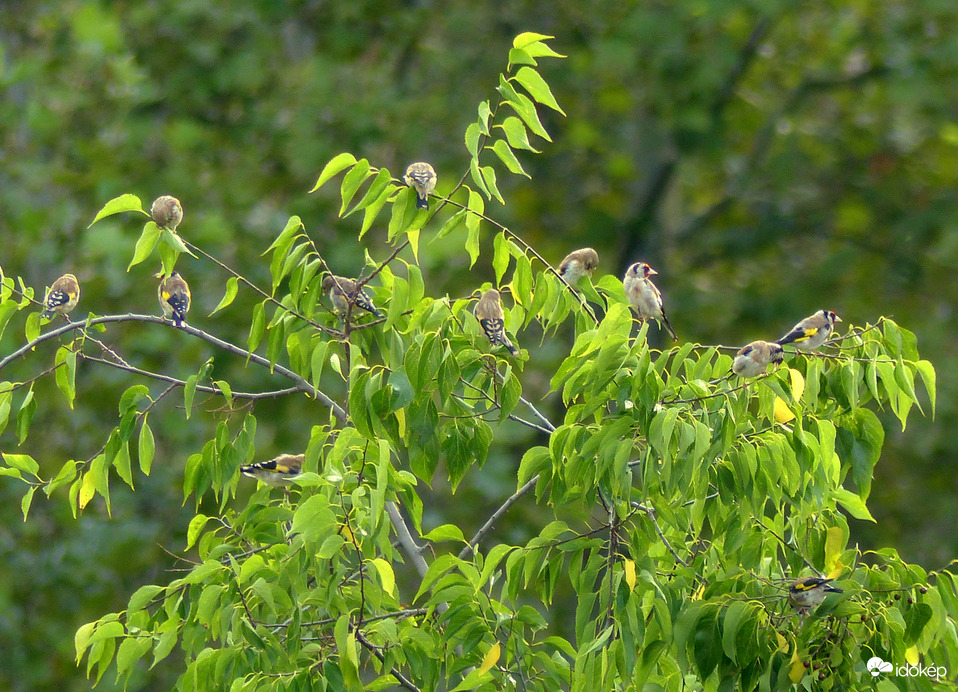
[788,367,805,401]
[827,562,845,580]
[691,584,706,601]
[789,648,807,683]
[775,632,789,654]
[905,645,919,665]
[774,396,795,424]
[624,559,636,592]
[370,558,396,598]
[395,408,406,438]
[78,470,96,510]
[824,526,844,573]
[407,229,420,262]
[478,642,501,675]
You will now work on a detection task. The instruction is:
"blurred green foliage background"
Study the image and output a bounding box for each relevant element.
[0,1,956,688]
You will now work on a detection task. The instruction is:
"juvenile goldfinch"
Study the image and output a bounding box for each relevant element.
[322,275,383,318]
[474,289,518,356]
[623,262,677,341]
[776,310,842,351]
[732,340,785,378]
[40,273,80,320]
[787,576,843,615]
[241,453,304,487]
[156,271,191,328]
[151,195,183,232]
[403,162,437,210]
[558,248,599,285]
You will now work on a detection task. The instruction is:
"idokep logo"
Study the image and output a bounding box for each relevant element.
[867,656,947,681]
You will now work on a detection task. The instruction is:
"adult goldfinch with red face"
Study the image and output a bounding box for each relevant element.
[787,576,843,615]
[558,248,599,286]
[776,310,842,351]
[403,162,437,210]
[623,262,677,341]
[474,289,518,356]
[156,270,191,328]
[241,453,304,487]
[40,273,80,320]
[732,340,784,378]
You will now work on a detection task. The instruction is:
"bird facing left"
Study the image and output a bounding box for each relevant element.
[241,454,305,487]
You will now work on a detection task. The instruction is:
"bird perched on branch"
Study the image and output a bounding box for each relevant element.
[40,273,81,320]
[776,310,842,351]
[787,576,843,615]
[156,270,191,328]
[623,262,677,341]
[151,195,183,232]
[558,248,599,286]
[474,289,518,356]
[404,162,437,210]
[322,275,383,318]
[241,453,304,487]
[732,340,784,378]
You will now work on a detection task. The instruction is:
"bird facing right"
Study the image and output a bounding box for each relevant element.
[623,262,677,341]
[732,340,785,378]
[40,273,81,320]
[776,310,842,351]
[156,270,192,328]
[151,195,183,232]
[558,248,599,286]
[321,275,383,318]
[787,576,843,615]
[240,453,305,487]
[474,289,518,356]
[403,162,437,210]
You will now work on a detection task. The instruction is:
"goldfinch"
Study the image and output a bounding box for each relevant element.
[474,289,518,355]
[241,453,304,487]
[151,195,183,232]
[322,275,383,318]
[40,273,80,320]
[732,340,784,378]
[787,576,843,615]
[623,262,677,341]
[403,162,437,210]
[156,270,191,328]
[776,310,842,351]
[558,248,599,285]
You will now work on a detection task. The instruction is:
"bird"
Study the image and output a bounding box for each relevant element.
[732,340,785,378]
[558,248,600,286]
[776,310,842,351]
[404,162,437,210]
[322,275,383,318]
[240,453,304,487]
[156,270,191,328]
[474,289,518,356]
[151,195,183,232]
[787,576,843,615]
[40,273,81,320]
[623,262,677,341]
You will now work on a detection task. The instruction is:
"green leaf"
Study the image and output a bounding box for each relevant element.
[513,32,556,50]
[126,223,162,271]
[345,167,393,217]
[209,276,239,315]
[513,66,565,114]
[465,189,484,267]
[370,558,396,598]
[492,232,511,285]
[504,92,552,141]
[833,487,875,522]
[20,486,35,521]
[89,194,145,226]
[914,360,936,418]
[248,302,266,352]
[338,158,372,215]
[54,347,77,409]
[309,152,357,192]
[16,385,36,444]
[490,139,529,177]
[480,165,506,205]
[498,116,540,152]
[421,524,466,543]
[465,122,481,159]
[264,215,304,255]
[138,420,155,475]
[183,375,198,420]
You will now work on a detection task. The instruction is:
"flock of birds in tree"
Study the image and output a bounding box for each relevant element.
[32,161,845,613]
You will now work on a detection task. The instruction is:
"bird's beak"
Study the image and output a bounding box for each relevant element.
[835,316,843,322]
[648,268,658,276]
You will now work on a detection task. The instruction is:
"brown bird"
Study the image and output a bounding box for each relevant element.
[623,262,677,341]
[403,162,437,210]
[322,275,383,318]
[776,310,842,351]
[40,273,80,320]
[156,270,191,328]
[151,195,183,232]
[787,576,843,615]
[558,248,599,286]
[474,289,518,355]
[240,453,304,487]
[732,340,784,378]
